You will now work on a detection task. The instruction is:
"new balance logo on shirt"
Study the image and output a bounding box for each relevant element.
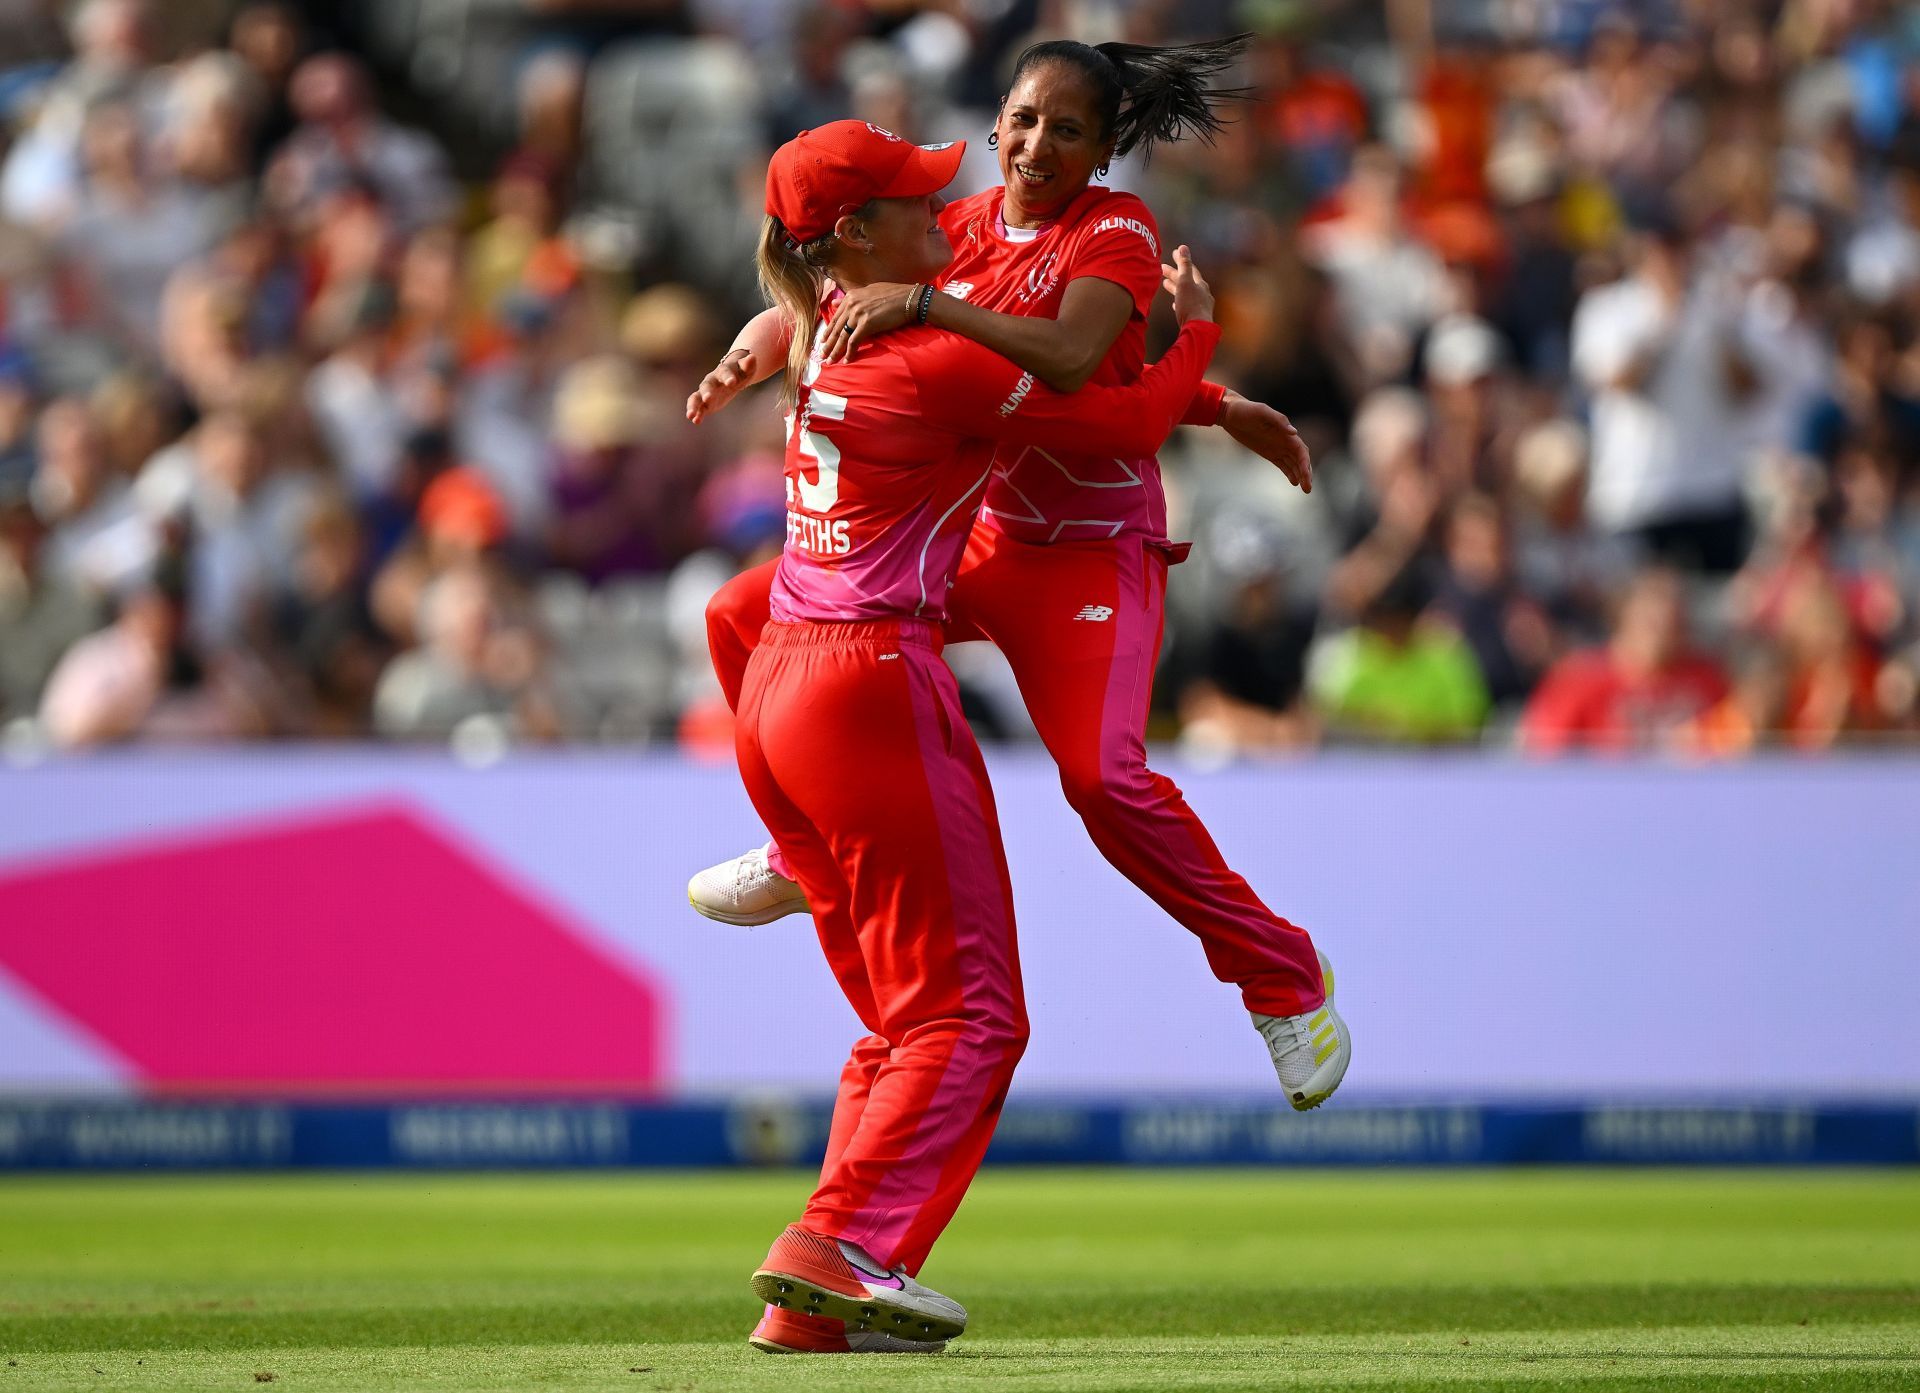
[1073,605,1114,622]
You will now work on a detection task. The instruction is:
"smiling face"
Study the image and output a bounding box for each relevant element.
[841,192,954,286]
[995,62,1115,226]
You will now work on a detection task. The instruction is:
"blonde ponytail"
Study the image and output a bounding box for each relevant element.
[755,217,825,406]
[753,202,877,405]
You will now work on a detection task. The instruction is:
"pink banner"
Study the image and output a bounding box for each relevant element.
[0,803,667,1095]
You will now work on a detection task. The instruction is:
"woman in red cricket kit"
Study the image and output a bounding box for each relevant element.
[691,38,1350,1119]
[735,120,1222,1353]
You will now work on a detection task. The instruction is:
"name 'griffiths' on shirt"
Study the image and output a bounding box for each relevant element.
[787,511,852,555]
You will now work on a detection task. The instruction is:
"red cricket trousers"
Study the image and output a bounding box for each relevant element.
[709,529,1325,1017]
[734,617,1028,1275]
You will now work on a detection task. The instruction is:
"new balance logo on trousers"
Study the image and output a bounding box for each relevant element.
[1073,605,1114,622]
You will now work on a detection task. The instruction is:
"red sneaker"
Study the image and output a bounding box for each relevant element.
[747,1304,947,1354]
[750,1224,967,1342]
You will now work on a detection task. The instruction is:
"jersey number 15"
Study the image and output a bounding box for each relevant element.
[790,380,847,512]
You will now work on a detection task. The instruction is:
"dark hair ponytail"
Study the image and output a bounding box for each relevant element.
[1008,35,1252,162]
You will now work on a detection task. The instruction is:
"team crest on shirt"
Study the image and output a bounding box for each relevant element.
[1016,251,1061,304]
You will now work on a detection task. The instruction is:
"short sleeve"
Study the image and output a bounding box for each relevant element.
[1065,194,1164,317]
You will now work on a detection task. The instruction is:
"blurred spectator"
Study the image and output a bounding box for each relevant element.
[303,183,398,339]
[1771,566,1886,748]
[163,50,262,215]
[0,482,106,721]
[156,265,251,411]
[1726,456,1836,644]
[0,348,37,497]
[33,396,153,596]
[1844,140,1920,305]
[1427,492,1554,708]
[133,401,313,649]
[1802,308,1920,466]
[1547,18,1699,212]
[466,153,574,327]
[226,0,305,168]
[58,100,238,352]
[1684,642,1791,758]
[1421,313,1517,495]
[306,279,403,503]
[546,355,701,580]
[1176,513,1319,756]
[1739,202,1835,472]
[372,559,563,743]
[455,286,586,539]
[618,282,725,471]
[1306,567,1489,744]
[1511,418,1640,643]
[1828,445,1914,644]
[1249,18,1368,202]
[1522,569,1730,753]
[1,0,161,229]
[392,224,485,368]
[1211,241,1357,453]
[267,53,455,234]
[271,494,388,734]
[1486,141,1578,379]
[368,463,510,651]
[207,215,305,355]
[511,49,586,173]
[1301,146,1451,385]
[0,0,64,73]
[1571,218,1761,574]
[89,370,176,482]
[764,4,860,146]
[1323,390,1440,624]
[38,554,278,746]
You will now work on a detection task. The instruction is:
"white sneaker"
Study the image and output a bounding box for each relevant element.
[752,1224,966,1343]
[687,845,810,926]
[1251,950,1351,1111]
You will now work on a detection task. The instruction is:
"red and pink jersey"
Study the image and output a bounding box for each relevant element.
[770,319,1220,624]
[934,185,1193,545]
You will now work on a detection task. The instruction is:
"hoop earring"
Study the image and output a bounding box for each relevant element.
[1096,162,1110,178]
[987,131,998,149]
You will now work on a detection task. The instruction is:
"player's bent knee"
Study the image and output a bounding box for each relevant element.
[999,1014,1032,1061]
[1057,757,1156,818]
[704,583,752,651]
[951,1011,1030,1062]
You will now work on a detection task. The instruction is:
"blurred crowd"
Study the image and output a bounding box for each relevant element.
[1,0,1917,758]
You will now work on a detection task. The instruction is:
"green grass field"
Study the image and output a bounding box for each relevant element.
[2,1169,1917,1391]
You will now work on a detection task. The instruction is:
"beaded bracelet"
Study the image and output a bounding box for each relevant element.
[913,283,936,325]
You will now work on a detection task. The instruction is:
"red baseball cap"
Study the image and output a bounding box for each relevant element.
[766,121,965,244]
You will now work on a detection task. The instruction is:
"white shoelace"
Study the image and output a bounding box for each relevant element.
[1255,1011,1320,1087]
[732,848,776,893]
